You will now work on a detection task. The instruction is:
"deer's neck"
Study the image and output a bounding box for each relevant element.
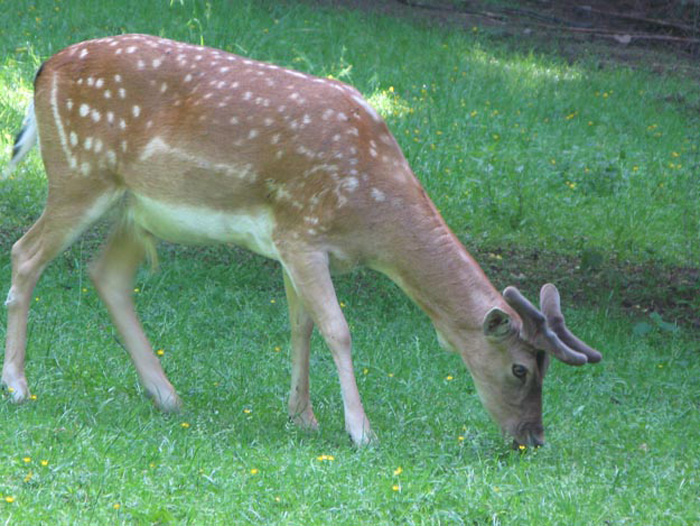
[373,196,504,346]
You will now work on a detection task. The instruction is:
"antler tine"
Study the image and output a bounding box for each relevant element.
[539,284,602,363]
[503,286,589,366]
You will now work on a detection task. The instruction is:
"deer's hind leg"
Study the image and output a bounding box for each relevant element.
[3,178,122,402]
[89,214,181,411]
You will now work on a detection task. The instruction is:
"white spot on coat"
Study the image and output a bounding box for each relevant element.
[371,188,386,202]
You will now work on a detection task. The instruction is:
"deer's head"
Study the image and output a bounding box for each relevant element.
[463,284,602,448]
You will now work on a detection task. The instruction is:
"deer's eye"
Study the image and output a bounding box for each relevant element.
[512,364,528,380]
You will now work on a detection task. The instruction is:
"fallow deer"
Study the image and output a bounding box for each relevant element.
[3,34,601,447]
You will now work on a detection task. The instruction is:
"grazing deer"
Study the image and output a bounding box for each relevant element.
[3,34,601,447]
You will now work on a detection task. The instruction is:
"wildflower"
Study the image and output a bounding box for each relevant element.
[446,375,454,381]
[671,151,680,158]
[363,368,369,375]
[270,299,276,304]
[22,457,31,464]
[392,484,401,492]
[243,408,252,414]
[317,455,335,462]
[180,422,190,429]
[24,471,33,483]
[5,496,15,503]
[40,460,49,467]
[273,346,281,352]
[393,466,403,476]
[30,394,37,401]
[458,435,465,442]
[133,288,140,293]
[518,444,527,451]
[339,301,346,308]
[156,349,165,357]
[250,468,259,475]
[113,503,121,510]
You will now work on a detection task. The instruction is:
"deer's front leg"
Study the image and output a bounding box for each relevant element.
[283,270,318,431]
[281,249,373,446]
[89,223,181,412]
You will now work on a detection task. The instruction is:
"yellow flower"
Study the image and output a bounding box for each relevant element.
[445,375,454,381]
[317,455,335,462]
[133,288,140,293]
[393,466,403,476]
[30,394,37,401]
[392,484,401,492]
[243,408,252,414]
[24,471,33,483]
[156,349,165,357]
[518,444,527,451]
[22,457,31,463]
[273,346,281,352]
[181,422,190,429]
[5,496,15,503]
[113,503,121,510]
[270,299,276,304]
[458,435,465,442]
[40,460,49,467]
[250,468,259,475]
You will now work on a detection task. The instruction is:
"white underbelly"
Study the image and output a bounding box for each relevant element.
[130,194,280,260]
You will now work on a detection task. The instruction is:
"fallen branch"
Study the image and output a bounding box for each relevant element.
[533,23,700,45]
[574,6,699,36]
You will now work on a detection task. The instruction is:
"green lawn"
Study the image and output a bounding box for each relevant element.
[1,0,699,524]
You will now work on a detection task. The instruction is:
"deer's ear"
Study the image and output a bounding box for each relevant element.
[483,307,513,340]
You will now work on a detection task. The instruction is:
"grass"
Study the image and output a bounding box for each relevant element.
[0,0,699,524]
